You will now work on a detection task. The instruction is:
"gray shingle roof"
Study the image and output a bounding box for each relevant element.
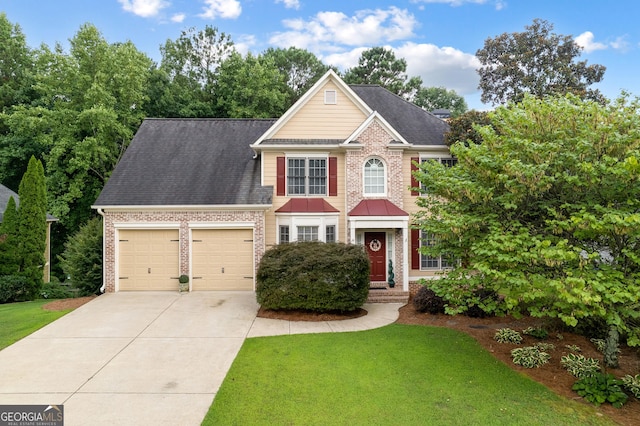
[349,85,449,146]
[0,183,57,222]
[94,119,276,206]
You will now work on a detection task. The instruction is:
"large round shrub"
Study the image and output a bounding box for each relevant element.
[0,275,30,303]
[256,242,370,312]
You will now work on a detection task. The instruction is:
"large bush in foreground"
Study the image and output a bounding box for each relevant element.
[256,242,369,312]
[59,217,103,295]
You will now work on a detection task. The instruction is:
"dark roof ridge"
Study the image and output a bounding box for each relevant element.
[142,117,277,122]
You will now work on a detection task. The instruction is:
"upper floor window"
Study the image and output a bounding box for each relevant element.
[288,157,326,196]
[418,156,457,193]
[364,158,385,195]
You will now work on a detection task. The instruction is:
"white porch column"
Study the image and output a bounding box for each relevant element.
[402,222,409,291]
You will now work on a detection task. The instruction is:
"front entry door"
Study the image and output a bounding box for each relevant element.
[365,232,386,282]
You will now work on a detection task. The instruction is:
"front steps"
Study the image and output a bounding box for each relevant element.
[366,288,410,304]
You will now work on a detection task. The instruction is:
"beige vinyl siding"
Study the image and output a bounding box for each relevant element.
[263,151,347,247]
[272,81,367,140]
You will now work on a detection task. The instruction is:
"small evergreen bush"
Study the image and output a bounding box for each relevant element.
[561,353,601,379]
[0,275,30,303]
[256,242,370,312]
[413,286,445,314]
[572,373,628,408]
[40,280,75,299]
[494,328,523,344]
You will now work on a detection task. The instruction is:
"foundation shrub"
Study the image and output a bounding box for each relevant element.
[413,286,445,314]
[256,242,370,312]
[0,274,30,303]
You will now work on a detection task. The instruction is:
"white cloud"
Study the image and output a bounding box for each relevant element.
[199,0,242,19]
[412,0,506,10]
[171,13,186,23]
[397,42,481,95]
[322,42,480,96]
[575,31,629,53]
[235,35,257,55]
[118,0,169,17]
[269,7,417,50]
[575,31,607,53]
[276,0,301,10]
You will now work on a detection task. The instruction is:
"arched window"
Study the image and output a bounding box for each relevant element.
[364,158,385,195]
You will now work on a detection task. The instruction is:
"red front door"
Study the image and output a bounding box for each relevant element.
[365,232,386,282]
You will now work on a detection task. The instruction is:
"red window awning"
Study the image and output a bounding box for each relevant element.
[348,199,408,216]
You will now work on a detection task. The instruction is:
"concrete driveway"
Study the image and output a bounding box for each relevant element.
[0,292,260,426]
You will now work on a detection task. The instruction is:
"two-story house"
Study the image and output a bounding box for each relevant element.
[93,70,452,296]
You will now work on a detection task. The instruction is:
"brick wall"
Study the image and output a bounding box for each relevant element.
[102,209,265,293]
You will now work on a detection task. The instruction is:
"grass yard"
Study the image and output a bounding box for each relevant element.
[203,324,614,426]
[0,299,72,350]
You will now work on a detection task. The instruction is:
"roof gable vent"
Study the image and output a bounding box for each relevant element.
[324,90,337,105]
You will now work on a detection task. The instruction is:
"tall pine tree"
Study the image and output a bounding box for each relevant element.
[17,156,47,298]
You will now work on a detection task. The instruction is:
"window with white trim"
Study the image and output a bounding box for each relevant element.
[297,226,319,241]
[287,157,327,196]
[420,231,453,270]
[364,158,385,195]
[276,215,338,243]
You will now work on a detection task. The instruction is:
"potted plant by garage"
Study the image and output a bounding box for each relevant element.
[178,274,189,292]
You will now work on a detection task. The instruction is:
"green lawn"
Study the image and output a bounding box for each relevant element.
[0,299,72,350]
[203,324,613,426]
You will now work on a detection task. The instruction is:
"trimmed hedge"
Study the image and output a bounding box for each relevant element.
[0,275,30,304]
[256,242,370,312]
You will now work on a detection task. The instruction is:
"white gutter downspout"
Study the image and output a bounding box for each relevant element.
[96,208,106,293]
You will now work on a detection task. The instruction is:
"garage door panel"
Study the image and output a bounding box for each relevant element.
[192,229,253,291]
[118,229,179,291]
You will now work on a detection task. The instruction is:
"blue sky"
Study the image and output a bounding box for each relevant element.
[1,0,638,110]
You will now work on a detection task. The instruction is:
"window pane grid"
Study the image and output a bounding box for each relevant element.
[420,231,452,269]
[308,158,326,195]
[279,225,289,243]
[297,226,319,241]
[287,158,306,195]
[326,225,335,243]
[364,158,385,194]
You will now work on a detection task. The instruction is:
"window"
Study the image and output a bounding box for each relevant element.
[364,158,385,195]
[287,157,327,196]
[276,216,338,243]
[420,157,457,193]
[297,226,319,241]
[326,225,336,243]
[324,90,337,104]
[420,231,453,269]
[279,225,289,243]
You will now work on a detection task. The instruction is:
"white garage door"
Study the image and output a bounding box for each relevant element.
[191,229,254,290]
[118,229,179,291]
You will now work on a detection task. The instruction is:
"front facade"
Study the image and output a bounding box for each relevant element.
[94,71,452,293]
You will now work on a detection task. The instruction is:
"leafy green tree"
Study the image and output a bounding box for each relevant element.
[0,13,35,111]
[343,47,422,99]
[17,156,47,298]
[414,94,640,365]
[262,47,332,108]
[444,110,492,146]
[476,19,606,105]
[0,195,19,275]
[149,26,235,117]
[0,13,39,191]
[413,86,467,118]
[4,24,152,238]
[59,216,103,295]
[215,52,288,118]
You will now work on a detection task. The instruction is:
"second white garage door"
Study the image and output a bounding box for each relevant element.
[191,229,254,290]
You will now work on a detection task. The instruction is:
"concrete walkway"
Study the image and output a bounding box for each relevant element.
[0,292,402,426]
